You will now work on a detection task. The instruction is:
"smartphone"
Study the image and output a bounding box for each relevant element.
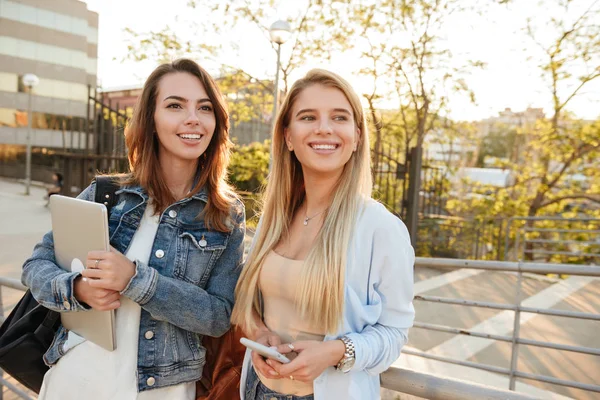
[240,337,291,364]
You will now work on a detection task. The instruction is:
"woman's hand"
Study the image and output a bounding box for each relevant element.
[271,340,345,383]
[81,246,135,292]
[252,329,284,380]
[73,276,121,311]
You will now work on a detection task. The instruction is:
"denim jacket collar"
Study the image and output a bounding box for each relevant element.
[117,184,209,204]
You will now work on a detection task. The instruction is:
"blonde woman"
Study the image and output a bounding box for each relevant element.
[232,69,415,400]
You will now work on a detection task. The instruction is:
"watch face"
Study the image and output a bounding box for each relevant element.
[340,357,355,373]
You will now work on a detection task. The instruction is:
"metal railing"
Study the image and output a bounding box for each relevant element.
[2,257,599,399]
[505,217,600,263]
[412,257,600,396]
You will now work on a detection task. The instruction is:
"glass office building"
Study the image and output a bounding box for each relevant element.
[0,0,98,149]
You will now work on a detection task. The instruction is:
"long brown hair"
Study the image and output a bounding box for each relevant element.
[124,58,236,231]
[232,69,372,334]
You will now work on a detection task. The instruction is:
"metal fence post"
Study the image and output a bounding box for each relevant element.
[406,145,423,247]
[509,260,524,390]
[504,217,514,261]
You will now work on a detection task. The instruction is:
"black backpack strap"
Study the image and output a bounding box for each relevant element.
[94,175,121,217]
[34,309,61,348]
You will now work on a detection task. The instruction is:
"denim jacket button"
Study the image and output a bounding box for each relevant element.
[62,300,70,309]
[146,377,155,386]
[168,210,177,218]
[144,330,154,340]
[155,249,165,259]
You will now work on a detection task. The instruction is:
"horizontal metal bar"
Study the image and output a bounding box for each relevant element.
[524,238,600,245]
[415,257,600,277]
[523,249,600,257]
[405,349,600,394]
[519,305,600,321]
[381,366,539,400]
[515,370,600,393]
[0,374,35,400]
[523,228,600,234]
[414,295,600,321]
[414,321,508,339]
[517,337,600,356]
[402,348,510,375]
[415,295,515,311]
[414,322,600,356]
[0,277,27,291]
[511,217,600,221]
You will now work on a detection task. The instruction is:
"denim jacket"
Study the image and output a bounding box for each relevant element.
[22,180,245,392]
[240,198,414,400]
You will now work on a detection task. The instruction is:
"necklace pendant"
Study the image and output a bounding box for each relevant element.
[303,217,309,226]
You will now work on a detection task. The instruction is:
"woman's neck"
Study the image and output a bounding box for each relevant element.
[302,169,341,216]
[159,156,198,200]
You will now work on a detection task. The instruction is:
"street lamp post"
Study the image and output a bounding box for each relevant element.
[269,20,292,129]
[22,73,39,195]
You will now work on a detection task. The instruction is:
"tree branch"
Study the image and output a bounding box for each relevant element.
[559,71,600,110]
[541,194,600,208]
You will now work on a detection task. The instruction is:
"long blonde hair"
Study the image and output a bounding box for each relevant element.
[232,69,372,334]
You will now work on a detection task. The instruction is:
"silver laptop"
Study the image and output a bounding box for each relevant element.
[49,195,116,351]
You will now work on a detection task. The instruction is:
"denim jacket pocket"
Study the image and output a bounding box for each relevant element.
[175,230,228,286]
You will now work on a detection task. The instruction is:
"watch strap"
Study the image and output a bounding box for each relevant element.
[340,335,355,358]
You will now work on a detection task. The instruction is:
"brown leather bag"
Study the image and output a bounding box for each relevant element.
[196,327,246,400]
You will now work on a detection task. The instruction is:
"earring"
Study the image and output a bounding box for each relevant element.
[287,142,293,151]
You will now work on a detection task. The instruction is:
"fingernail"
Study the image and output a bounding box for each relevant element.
[269,346,277,350]
[265,359,272,366]
[270,370,279,376]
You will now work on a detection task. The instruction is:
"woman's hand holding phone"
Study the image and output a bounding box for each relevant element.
[250,330,285,380]
[271,340,346,384]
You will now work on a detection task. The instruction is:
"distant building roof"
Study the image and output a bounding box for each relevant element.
[456,168,514,187]
[98,84,143,93]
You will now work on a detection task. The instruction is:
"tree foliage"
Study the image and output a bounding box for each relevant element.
[228,140,270,193]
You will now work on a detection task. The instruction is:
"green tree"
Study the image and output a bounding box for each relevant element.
[522,0,600,219]
[228,140,270,193]
[217,70,273,126]
[187,0,353,94]
[476,123,519,167]
[349,1,483,167]
[446,0,600,262]
[123,1,352,125]
[228,140,271,227]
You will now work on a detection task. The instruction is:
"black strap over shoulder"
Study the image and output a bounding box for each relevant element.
[94,175,121,217]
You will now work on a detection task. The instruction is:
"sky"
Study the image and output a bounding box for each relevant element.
[82,0,600,122]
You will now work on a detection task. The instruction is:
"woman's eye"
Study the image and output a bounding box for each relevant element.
[167,103,182,109]
[199,105,213,111]
[333,115,348,121]
[300,115,315,121]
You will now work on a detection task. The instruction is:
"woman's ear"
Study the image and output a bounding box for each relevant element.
[353,128,361,152]
[284,128,293,151]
